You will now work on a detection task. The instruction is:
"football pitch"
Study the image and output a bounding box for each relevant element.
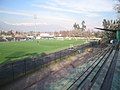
[0,39,86,63]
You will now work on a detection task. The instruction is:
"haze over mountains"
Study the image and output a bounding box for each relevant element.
[0,21,67,32]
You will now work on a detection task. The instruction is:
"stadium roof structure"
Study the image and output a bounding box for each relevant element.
[95,27,120,41]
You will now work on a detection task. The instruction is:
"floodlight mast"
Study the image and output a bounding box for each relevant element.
[34,14,37,32]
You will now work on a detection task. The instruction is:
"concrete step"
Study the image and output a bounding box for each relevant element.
[67,47,112,90]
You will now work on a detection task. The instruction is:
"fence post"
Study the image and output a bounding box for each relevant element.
[12,63,14,81]
[60,51,61,60]
[55,52,56,60]
[73,49,76,55]
[34,58,37,69]
[24,60,26,75]
[67,50,69,58]
[33,57,36,69]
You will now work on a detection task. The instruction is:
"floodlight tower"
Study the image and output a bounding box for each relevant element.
[34,14,37,32]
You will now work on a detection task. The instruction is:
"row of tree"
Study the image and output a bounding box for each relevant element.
[102,19,120,30]
[102,19,119,40]
[73,21,86,31]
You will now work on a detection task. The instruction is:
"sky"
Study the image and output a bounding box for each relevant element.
[0,0,118,32]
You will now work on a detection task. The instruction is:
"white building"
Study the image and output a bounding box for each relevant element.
[40,33,54,39]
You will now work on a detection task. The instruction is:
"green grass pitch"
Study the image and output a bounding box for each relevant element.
[0,39,85,63]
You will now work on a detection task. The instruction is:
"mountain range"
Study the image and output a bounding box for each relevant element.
[0,21,66,32]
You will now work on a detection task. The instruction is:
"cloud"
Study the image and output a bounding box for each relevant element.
[50,0,114,12]
[32,4,100,18]
[85,13,100,17]
[0,9,74,23]
[32,0,115,18]
[10,22,48,26]
[32,4,80,13]
[0,10,32,17]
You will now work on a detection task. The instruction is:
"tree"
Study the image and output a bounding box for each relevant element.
[103,19,108,29]
[81,21,86,31]
[73,22,81,30]
[102,19,116,40]
[77,24,80,29]
[73,23,78,30]
[114,0,120,19]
